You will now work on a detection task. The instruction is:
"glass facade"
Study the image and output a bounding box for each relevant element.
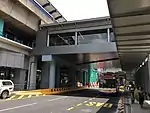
[48,28,115,47]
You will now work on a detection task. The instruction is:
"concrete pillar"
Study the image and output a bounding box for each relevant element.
[14,69,26,91]
[49,61,55,88]
[83,71,87,86]
[69,67,76,87]
[148,55,150,93]
[27,56,37,90]
[55,65,60,88]
[41,61,56,88]
[41,62,49,88]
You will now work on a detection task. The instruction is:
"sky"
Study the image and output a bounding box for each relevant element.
[49,0,109,21]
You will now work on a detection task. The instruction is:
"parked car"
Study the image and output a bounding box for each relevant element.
[0,80,14,99]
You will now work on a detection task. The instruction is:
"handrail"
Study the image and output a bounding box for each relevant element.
[0,31,35,48]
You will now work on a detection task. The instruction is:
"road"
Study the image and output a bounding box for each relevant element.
[0,89,120,113]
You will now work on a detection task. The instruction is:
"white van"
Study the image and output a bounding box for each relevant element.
[0,80,14,99]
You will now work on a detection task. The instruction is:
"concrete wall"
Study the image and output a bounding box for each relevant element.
[0,36,32,55]
[135,62,150,93]
[0,0,39,31]
[17,0,54,24]
[34,29,117,55]
[34,42,116,55]
[0,50,24,69]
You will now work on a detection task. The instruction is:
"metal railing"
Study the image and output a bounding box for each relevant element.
[0,31,35,48]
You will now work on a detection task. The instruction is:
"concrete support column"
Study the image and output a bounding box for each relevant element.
[69,67,76,88]
[83,71,87,86]
[41,61,56,88]
[27,56,37,90]
[49,61,55,88]
[41,62,49,88]
[14,69,26,91]
[148,55,150,93]
[55,65,60,88]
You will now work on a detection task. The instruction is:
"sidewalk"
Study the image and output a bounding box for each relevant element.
[131,102,150,113]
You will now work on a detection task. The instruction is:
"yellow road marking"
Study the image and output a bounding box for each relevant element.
[84,101,88,103]
[67,107,74,110]
[86,102,94,106]
[6,95,16,100]
[93,102,96,104]
[18,95,24,99]
[36,94,39,97]
[108,104,113,108]
[96,102,104,107]
[103,103,108,107]
[28,95,32,98]
[76,103,82,106]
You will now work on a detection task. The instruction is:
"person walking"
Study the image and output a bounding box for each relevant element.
[139,87,145,108]
[134,86,140,103]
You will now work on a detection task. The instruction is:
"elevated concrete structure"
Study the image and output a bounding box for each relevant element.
[34,17,115,55]
[107,0,150,93]
[34,17,120,88]
[107,0,150,71]
[0,0,65,90]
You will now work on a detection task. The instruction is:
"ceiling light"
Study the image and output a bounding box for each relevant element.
[142,62,144,66]
[140,65,142,67]
[145,57,148,62]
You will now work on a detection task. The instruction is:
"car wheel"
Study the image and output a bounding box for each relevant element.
[1,91,9,99]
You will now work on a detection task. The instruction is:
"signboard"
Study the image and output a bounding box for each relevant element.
[100,73,116,80]
[42,55,52,61]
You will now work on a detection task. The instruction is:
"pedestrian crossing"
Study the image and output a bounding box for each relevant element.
[0,94,46,102]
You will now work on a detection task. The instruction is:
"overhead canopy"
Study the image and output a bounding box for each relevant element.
[35,0,66,22]
[107,0,150,71]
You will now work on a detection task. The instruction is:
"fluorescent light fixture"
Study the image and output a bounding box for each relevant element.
[145,57,148,62]
[142,62,144,66]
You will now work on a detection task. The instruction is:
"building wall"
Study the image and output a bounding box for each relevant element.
[135,62,149,93]
[0,50,24,69]
[17,0,54,24]
[0,0,39,31]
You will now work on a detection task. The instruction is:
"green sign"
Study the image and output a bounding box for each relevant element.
[88,64,98,82]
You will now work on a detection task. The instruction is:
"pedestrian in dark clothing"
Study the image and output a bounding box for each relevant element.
[139,87,145,108]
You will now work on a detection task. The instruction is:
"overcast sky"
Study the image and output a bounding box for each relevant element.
[49,0,109,21]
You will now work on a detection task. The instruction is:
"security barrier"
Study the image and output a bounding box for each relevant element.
[86,82,99,88]
[117,96,125,113]
[13,87,85,95]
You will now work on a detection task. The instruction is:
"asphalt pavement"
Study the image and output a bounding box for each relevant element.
[0,89,120,113]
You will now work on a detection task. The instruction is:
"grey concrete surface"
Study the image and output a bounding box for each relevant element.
[0,89,120,113]
[132,103,150,113]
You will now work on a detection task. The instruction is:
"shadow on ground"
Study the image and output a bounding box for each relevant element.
[52,89,119,98]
